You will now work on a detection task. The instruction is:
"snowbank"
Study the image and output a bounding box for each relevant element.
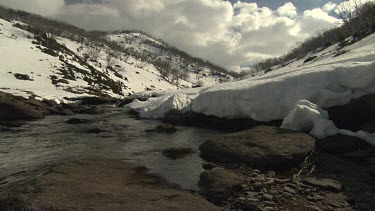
[126,94,193,118]
[191,61,375,121]
[282,100,375,145]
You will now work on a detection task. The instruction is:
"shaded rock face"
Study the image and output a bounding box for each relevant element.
[316,134,372,154]
[79,96,118,105]
[0,92,44,121]
[327,94,375,131]
[162,148,195,160]
[0,158,218,211]
[146,123,177,133]
[199,126,315,171]
[198,169,246,204]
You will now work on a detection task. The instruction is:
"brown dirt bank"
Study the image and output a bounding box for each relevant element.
[0,158,218,211]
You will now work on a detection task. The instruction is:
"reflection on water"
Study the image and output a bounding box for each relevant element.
[0,108,221,191]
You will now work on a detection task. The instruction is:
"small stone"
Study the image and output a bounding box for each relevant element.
[202,163,214,170]
[262,188,268,193]
[264,201,276,206]
[246,197,259,203]
[263,194,274,201]
[266,171,276,178]
[253,182,263,192]
[238,197,246,201]
[252,169,261,173]
[282,192,293,198]
[284,187,296,194]
[270,190,278,195]
[306,205,323,211]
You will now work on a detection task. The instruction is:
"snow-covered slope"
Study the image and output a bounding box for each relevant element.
[107,32,232,87]
[127,33,375,143]
[0,17,231,102]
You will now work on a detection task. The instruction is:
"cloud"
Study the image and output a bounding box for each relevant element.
[322,2,337,12]
[277,2,297,18]
[0,0,341,70]
[0,0,64,16]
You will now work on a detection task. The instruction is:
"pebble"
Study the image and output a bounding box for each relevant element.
[263,194,274,201]
[284,187,296,194]
[282,192,293,198]
[266,171,276,178]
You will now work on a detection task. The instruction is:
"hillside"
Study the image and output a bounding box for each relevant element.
[0,9,231,103]
[126,31,375,144]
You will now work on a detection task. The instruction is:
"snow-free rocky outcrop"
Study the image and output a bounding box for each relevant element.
[199,126,315,171]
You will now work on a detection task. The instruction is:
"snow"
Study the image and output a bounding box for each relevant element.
[281,100,329,132]
[127,32,375,145]
[127,94,194,118]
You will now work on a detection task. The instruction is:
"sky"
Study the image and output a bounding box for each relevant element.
[0,0,362,71]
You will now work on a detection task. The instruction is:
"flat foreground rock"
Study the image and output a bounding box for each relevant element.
[0,158,218,211]
[199,126,315,171]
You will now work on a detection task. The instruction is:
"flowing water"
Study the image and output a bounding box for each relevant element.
[0,108,222,192]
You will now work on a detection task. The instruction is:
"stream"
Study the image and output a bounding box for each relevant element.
[0,108,223,192]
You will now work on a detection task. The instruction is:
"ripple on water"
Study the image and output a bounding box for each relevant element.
[0,109,223,191]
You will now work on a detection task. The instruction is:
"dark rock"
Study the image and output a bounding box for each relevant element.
[361,121,375,133]
[86,128,106,134]
[198,169,246,204]
[302,178,342,193]
[163,112,282,132]
[14,73,33,81]
[118,98,135,107]
[303,56,318,63]
[147,123,177,133]
[80,105,104,114]
[327,94,375,131]
[56,108,75,116]
[161,148,194,160]
[316,134,372,154]
[66,118,92,124]
[0,121,23,127]
[199,126,315,171]
[202,163,214,170]
[79,96,118,105]
[0,91,44,121]
[57,79,69,84]
[42,99,58,107]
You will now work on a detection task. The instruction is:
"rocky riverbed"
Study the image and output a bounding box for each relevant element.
[1,92,375,211]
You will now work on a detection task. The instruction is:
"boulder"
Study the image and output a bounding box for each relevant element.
[146,123,177,133]
[198,169,246,204]
[302,178,342,192]
[80,105,105,115]
[327,94,375,131]
[66,118,92,124]
[316,134,372,154]
[161,148,194,160]
[0,92,44,121]
[199,126,315,171]
[79,96,118,105]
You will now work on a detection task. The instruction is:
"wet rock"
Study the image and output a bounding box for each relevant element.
[198,169,246,204]
[0,121,23,128]
[86,128,106,134]
[161,148,194,160]
[202,163,214,170]
[327,94,375,131]
[0,91,44,121]
[199,126,315,171]
[302,178,342,193]
[79,96,118,105]
[147,123,177,133]
[316,134,372,154]
[0,158,218,210]
[80,105,105,115]
[66,118,92,124]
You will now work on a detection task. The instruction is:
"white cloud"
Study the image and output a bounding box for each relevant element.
[278,2,298,18]
[0,0,341,70]
[322,2,337,12]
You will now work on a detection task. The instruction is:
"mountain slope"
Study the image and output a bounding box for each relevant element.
[0,8,231,102]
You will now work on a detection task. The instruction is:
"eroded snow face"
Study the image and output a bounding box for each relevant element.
[282,100,375,146]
